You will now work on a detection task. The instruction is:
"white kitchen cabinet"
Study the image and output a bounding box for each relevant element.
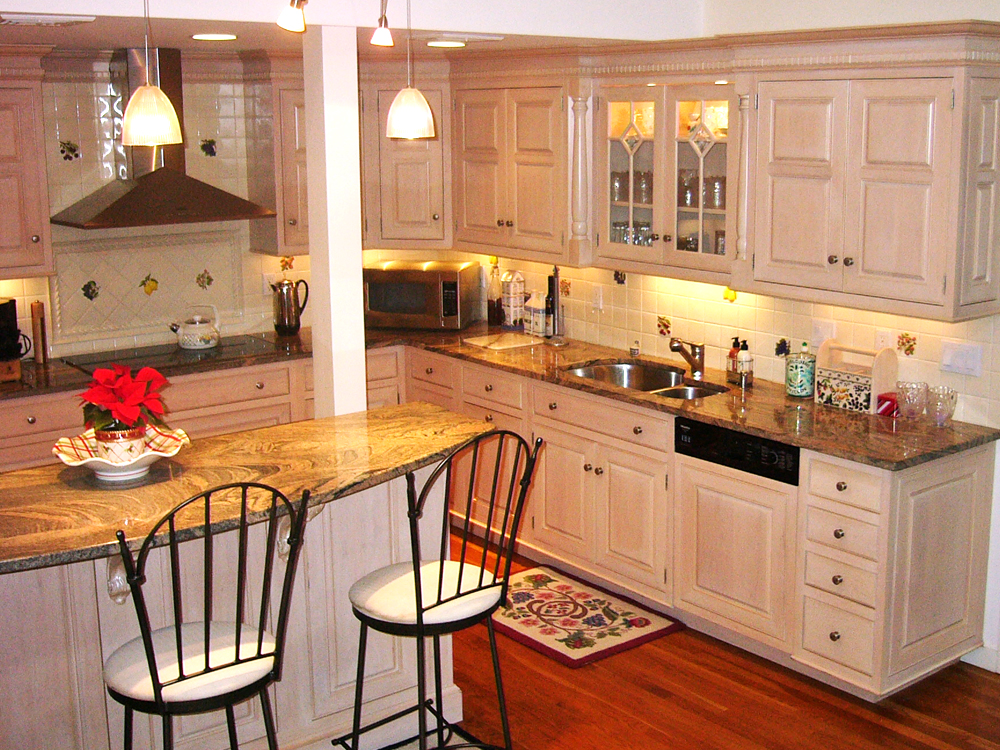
[452,86,568,262]
[594,82,737,284]
[0,49,53,279]
[674,453,796,650]
[366,346,402,408]
[403,348,459,411]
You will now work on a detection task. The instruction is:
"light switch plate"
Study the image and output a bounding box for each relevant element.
[592,286,603,311]
[940,340,983,376]
[874,329,894,351]
[262,272,281,295]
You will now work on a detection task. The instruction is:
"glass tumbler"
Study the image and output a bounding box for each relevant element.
[896,381,928,419]
[927,385,958,426]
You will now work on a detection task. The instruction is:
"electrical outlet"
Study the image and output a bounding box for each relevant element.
[262,273,281,295]
[874,329,894,351]
[811,319,837,348]
[941,340,983,376]
[592,286,603,312]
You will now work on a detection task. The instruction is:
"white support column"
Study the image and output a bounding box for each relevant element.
[302,26,368,417]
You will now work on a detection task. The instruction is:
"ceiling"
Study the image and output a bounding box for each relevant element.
[0,12,627,58]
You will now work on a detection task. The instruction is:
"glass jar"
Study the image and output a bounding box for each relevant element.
[785,342,816,398]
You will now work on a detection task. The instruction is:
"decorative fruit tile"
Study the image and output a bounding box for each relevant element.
[897,332,917,356]
[657,316,671,336]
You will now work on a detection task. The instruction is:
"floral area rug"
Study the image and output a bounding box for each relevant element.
[491,567,683,668]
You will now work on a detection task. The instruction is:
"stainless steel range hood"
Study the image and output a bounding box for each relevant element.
[50,48,275,230]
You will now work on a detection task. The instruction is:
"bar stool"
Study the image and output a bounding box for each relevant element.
[336,430,542,750]
[103,482,311,750]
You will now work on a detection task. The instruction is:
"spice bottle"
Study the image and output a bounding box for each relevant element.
[785,341,816,398]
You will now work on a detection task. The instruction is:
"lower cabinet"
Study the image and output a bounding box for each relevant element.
[674,454,797,649]
[366,346,403,408]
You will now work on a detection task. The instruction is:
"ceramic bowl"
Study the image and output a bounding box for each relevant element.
[896,381,928,419]
[53,426,190,482]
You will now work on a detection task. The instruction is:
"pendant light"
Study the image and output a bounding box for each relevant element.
[370,0,394,46]
[276,0,307,33]
[121,0,182,147]
[385,0,434,139]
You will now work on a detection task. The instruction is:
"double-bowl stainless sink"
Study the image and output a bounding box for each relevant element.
[563,361,729,400]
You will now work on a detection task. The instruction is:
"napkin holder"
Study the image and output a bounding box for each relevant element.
[814,340,898,414]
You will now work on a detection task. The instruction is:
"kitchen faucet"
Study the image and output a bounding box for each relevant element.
[669,338,705,380]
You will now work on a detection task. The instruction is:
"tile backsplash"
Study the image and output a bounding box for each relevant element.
[4,54,310,358]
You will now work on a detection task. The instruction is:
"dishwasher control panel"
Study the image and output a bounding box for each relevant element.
[675,417,799,486]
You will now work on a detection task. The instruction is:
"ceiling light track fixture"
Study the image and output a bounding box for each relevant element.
[385,0,435,139]
[277,0,307,33]
[121,0,183,148]
[371,0,394,46]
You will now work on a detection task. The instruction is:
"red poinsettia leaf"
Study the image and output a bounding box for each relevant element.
[79,384,117,409]
[143,392,166,417]
[135,366,168,393]
[111,401,141,426]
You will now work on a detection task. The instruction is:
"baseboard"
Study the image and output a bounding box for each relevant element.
[962,644,1000,673]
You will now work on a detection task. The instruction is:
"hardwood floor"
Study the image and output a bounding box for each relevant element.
[453,551,1000,750]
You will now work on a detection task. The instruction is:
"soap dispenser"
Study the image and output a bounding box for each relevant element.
[726,336,741,384]
[785,341,816,397]
[737,340,753,388]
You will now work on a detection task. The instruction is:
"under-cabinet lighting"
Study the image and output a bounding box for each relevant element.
[192,33,237,41]
[427,40,465,48]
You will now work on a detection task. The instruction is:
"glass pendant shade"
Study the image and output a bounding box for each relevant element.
[370,21,394,47]
[385,87,435,139]
[276,1,306,33]
[121,84,183,146]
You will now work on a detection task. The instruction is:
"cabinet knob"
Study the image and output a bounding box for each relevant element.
[548,402,557,410]
[484,414,494,423]
[594,467,604,476]
[649,234,660,242]
[827,255,839,265]
[432,213,440,221]
[31,234,41,243]
[836,481,848,491]
[633,425,643,435]
[26,416,36,424]
[426,367,434,375]
[832,574,844,585]
[255,381,265,390]
[287,219,297,226]
[485,384,493,392]
[583,463,593,472]
[833,528,846,539]
[497,219,505,227]
[843,257,855,267]
[829,631,841,642]
[505,220,514,227]
[663,234,673,243]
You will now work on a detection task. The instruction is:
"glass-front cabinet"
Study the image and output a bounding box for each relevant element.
[595,82,737,281]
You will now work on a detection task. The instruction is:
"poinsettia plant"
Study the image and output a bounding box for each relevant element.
[78,364,169,431]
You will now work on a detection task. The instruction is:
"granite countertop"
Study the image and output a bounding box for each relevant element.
[0,330,312,401]
[366,323,1000,471]
[0,401,490,575]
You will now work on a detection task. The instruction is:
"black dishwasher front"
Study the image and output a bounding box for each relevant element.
[675,416,799,486]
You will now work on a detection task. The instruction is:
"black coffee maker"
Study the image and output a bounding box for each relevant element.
[0,298,31,361]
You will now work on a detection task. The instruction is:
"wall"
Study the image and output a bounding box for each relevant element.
[0,53,311,359]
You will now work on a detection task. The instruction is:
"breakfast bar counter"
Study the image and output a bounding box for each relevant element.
[0,401,491,574]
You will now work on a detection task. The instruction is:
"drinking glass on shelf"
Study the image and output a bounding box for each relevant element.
[896,381,928,419]
[926,385,958,427]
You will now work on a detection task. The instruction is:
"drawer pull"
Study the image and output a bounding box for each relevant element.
[832,574,844,586]
[484,414,494,423]
[485,384,493,392]
[836,481,848,491]
[255,382,265,390]
[633,425,643,435]
[583,463,593,472]
[287,218,297,226]
[548,402,558,410]
[31,234,41,243]
[829,631,841,642]
[594,467,604,476]
[26,416,36,425]
[425,367,434,375]
[833,528,846,539]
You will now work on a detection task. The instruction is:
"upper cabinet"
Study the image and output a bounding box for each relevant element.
[453,86,567,261]
[594,82,738,283]
[360,61,451,249]
[0,48,52,280]
[243,52,307,256]
[732,28,1000,321]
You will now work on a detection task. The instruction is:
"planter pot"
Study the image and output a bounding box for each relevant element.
[94,425,147,464]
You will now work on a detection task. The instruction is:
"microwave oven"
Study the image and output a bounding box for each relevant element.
[363,261,482,329]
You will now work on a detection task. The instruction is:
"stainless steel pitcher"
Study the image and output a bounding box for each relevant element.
[271,278,309,336]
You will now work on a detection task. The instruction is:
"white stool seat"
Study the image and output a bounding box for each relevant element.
[349,561,502,626]
[104,621,276,704]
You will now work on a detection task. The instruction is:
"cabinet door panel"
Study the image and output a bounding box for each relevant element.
[530,424,592,562]
[960,78,1000,308]
[454,89,506,245]
[844,79,951,304]
[278,88,308,248]
[754,80,848,291]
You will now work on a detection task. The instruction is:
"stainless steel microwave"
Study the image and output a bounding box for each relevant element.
[363,261,482,329]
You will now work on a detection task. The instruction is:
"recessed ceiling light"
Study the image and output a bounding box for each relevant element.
[192,33,238,41]
[714,79,730,85]
[427,40,465,48]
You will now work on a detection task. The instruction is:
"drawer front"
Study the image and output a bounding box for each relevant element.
[807,458,883,513]
[367,383,400,408]
[534,386,669,451]
[804,551,877,608]
[172,402,292,439]
[304,362,314,392]
[460,400,523,432]
[1,396,80,440]
[407,351,457,391]
[462,366,522,410]
[166,366,291,412]
[366,349,399,382]
[801,595,875,676]
[805,506,880,561]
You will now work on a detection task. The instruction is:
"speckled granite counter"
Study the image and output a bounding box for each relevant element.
[366,324,1000,470]
[0,401,489,574]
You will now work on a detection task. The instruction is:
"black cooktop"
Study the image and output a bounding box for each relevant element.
[61,334,279,376]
